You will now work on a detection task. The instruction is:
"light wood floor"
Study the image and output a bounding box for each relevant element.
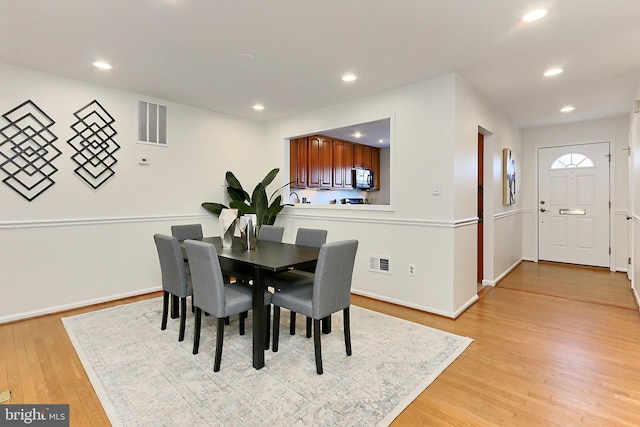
[1,261,639,426]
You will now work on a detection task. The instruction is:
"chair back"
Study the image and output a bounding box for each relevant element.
[153,234,190,297]
[171,224,203,241]
[312,240,359,319]
[295,228,328,248]
[183,239,227,318]
[258,225,285,242]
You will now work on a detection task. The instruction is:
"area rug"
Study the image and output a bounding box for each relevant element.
[63,298,472,426]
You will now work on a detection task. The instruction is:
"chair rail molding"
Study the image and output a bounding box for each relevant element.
[1,213,211,229]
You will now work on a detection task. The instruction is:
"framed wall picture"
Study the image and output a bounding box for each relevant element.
[503,148,516,205]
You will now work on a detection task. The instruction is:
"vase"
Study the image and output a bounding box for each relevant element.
[237,214,257,250]
[219,208,238,248]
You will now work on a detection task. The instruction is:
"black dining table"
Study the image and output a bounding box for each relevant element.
[180,236,320,370]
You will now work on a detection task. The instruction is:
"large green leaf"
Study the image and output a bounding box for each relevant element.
[226,171,250,201]
[229,200,254,216]
[264,195,284,225]
[251,183,268,227]
[260,168,279,189]
[227,186,248,203]
[201,202,228,216]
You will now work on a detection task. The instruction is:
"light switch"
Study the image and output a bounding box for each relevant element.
[432,183,441,195]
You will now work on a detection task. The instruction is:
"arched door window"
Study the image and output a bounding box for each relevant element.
[550,153,594,169]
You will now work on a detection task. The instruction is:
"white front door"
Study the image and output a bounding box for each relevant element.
[538,143,610,267]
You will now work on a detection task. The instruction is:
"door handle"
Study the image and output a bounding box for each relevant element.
[540,208,547,212]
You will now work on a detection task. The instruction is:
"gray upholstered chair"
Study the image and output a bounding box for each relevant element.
[184,239,273,371]
[153,234,193,342]
[171,224,204,241]
[257,224,285,242]
[272,239,358,375]
[265,228,328,336]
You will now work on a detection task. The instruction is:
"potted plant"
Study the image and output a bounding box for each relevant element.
[202,168,290,232]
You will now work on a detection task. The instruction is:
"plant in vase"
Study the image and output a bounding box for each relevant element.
[201,168,290,233]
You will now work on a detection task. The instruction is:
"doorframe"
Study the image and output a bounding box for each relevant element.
[534,140,616,271]
[478,126,494,285]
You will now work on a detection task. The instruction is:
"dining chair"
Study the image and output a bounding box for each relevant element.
[153,234,193,342]
[257,224,285,242]
[184,239,273,371]
[265,228,327,336]
[171,224,204,241]
[271,239,358,375]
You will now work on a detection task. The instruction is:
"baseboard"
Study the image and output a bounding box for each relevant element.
[633,287,640,312]
[0,286,161,325]
[351,289,477,319]
[494,258,524,285]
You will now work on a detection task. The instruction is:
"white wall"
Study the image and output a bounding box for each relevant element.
[1,64,523,322]
[0,63,266,322]
[629,92,640,306]
[453,75,523,295]
[521,116,630,271]
[266,73,521,317]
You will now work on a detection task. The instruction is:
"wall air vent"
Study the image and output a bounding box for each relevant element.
[369,255,391,274]
[137,100,168,146]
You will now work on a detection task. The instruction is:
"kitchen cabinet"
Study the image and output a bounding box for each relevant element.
[289,135,380,190]
[354,143,380,190]
[289,137,308,188]
[308,135,332,188]
[332,139,354,188]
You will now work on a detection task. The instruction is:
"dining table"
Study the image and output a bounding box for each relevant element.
[180,236,320,370]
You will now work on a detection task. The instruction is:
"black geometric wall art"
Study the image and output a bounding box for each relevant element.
[0,100,61,201]
[67,100,120,189]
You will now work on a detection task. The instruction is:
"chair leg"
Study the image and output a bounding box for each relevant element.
[289,311,296,335]
[306,317,312,338]
[214,318,225,372]
[239,312,246,336]
[272,306,280,352]
[192,307,202,354]
[344,307,352,356]
[313,319,323,375]
[225,316,230,325]
[322,315,332,334]
[265,306,271,350]
[161,291,169,330]
[179,297,187,342]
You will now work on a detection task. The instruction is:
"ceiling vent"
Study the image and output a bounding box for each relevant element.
[369,255,391,274]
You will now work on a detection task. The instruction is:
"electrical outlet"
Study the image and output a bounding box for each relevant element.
[408,264,416,276]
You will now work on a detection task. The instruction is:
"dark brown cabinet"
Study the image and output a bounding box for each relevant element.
[290,137,308,188]
[308,136,333,188]
[332,139,354,188]
[289,135,380,190]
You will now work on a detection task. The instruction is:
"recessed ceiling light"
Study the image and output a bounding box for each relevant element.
[238,54,254,63]
[342,74,357,82]
[252,104,265,111]
[352,132,362,138]
[522,9,548,22]
[92,61,113,70]
[378,139,384,144]
[544,67,563,77]
[560,105,575,113]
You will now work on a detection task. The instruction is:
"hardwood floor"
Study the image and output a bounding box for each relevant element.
[1,261,639,426]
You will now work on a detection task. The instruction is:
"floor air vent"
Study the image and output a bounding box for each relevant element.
[369,255,391,274]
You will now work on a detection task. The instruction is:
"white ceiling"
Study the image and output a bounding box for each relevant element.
[1,0,639,129]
